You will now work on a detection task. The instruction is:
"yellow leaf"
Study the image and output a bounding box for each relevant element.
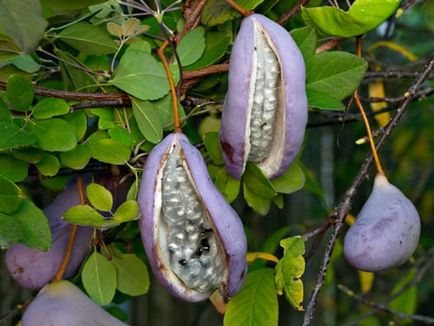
[358,270,375,293]
[368,80,390,127]
[368,41,418,62]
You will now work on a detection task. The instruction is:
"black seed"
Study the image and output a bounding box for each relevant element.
[179,259,187,266]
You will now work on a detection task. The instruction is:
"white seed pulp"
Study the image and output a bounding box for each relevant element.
[159,144,225,293]
[247,22,282,162]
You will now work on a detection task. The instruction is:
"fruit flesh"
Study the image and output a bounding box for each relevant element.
[22,280,126,326]
[344,174,421,272]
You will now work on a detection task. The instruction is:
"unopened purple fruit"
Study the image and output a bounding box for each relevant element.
[344,174,421,272]
[220,13,307,179]
[6,180,93,289]
[22,280,126,326]
[138,132,247,302]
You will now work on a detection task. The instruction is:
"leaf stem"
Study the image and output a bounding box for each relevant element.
[53,175,85,281]
[157,40,181,131]
[225,0,253,17]
[354,38,384,175]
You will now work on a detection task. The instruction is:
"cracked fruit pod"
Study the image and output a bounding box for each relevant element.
[220,14,307,179]
[344,174,421,272]
[138,132,247,302]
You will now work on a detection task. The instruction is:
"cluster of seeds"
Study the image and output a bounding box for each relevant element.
[248,22,281,162]
[161,145,225,292]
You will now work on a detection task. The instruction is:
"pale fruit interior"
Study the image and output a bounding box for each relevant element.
[156,143,226,293]
[247,21,286,176]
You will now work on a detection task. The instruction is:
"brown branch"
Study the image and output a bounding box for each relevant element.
[316,38,344,53]
[225,0,253,17]
[338,284,434,324]
[0,296,33,325]
[0,81,129,102]
[176,0,207,44]
[277,0,311,25]
[364,70,434,80]
[302,57,434,325]
[183,64,229,80]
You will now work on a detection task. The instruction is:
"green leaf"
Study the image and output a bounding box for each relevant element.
[63,204,120,229]
[40,0,107,9]
[307,89,344,110]
[0,99,12,121]
[203,132,224,165]
[302,0,401,38]
[275,236,305,311]
[0,177,22,214]
[12,149,43,163]
[290,26,317,60]
[0,122,35,150]
[306,51,367,102]
[0,0,47,53]
[6,75,34,111]
[11,55,41,73]
[131,97,163,144]
[224,268,278,326]
[113,200,140,222]
[12,199,52,250]
[59,144,91,169]
[215,168,240,203]
[244,163,276,199]
[35,153,60,177]
[186,31,231,70]
[33,98,70,119]
[88,138,131,164]
[64,111,87,141]
[31,119,77,152]
[202,0,264,26]
[243,182,271,216]
[55,49,95,91]
[87,183,113,212]
[111,252,150,296]
[271,163,305,194]
[154,94,185,130]
[108,127,134,147]
[0,213,23,249]
[111,49,169,101]
[177,27,206,66]
[82,251,117,305]
[0,155,28,182]
[59,22,117,55]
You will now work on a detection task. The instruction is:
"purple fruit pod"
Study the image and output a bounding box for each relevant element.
[344,174,421,272]
[220,13,307,179]
[22,281,126,326]
[6,179,93,289]
[138,132,247,302]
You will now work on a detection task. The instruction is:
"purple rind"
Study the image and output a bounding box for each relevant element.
[22,280,126,326]
[138,133,247,302]
[6,180,93,290]
[344,175,421,272]
[220,13,307,179]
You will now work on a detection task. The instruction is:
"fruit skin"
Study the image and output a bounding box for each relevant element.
[138,132,247,302]
[344,174,421,272]
[21,280,126,326]
[6,179,93,289]
[220,13,307,179]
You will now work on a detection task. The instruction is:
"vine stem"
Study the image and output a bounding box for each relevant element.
[157,40,181,131]
[354,38,384,175]
[224,0,253,16]
[53,175,85,281]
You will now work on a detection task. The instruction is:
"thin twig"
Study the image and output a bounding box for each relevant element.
[338,284,434,324]
[277,0,311,25]
[302,57,434,325]
[0,296,33,325]
[175,0,207,44]
[224,0,253,17]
